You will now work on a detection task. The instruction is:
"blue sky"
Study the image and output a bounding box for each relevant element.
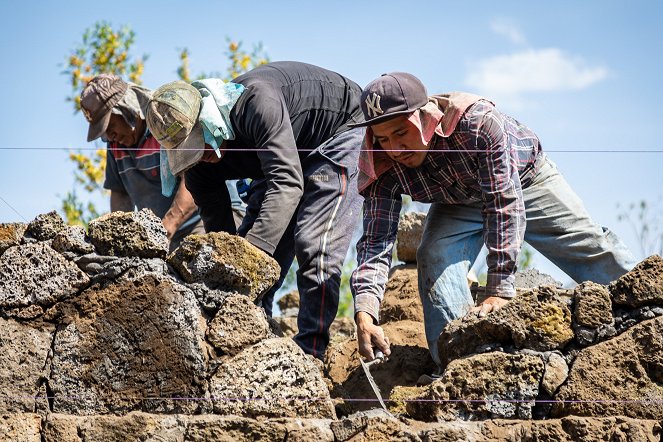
[0,0,661,283]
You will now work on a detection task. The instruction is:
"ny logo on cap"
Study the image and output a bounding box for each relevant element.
[365,93,383,118]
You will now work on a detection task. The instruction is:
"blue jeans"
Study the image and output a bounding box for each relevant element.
[417,157,636,366]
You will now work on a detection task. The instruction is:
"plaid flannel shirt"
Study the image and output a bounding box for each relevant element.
[351,100,544,321]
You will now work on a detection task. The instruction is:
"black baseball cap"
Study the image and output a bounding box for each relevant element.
[349,72,428,127]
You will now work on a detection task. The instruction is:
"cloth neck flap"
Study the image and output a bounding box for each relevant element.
[192,79,245,153]
[357,92,487,192]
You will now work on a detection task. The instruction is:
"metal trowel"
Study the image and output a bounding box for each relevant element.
[359,350,394,416]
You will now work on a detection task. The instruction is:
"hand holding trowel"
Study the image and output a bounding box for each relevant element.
[355,311,395,415]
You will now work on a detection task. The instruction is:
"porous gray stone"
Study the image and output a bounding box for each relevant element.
[51,225,95,256]
[0,319,55,413]
[168,232,280,303]
[0,242,89,308]
[210,338,335,418]
[207,294,274,355]
[396,211,426,263]
[25,211,66,241]
[88,209,169,258]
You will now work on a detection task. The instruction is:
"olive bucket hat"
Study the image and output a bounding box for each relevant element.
[146,81,205,175]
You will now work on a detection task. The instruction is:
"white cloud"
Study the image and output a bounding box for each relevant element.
[465,48,609,109]
[490,18,526,45]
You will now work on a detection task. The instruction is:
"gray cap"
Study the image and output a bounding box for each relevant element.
[80,74,129,141]
[349,72,428,128]
[146,81,205,175]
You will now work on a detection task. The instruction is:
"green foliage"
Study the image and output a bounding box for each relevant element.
[617,198,663,258]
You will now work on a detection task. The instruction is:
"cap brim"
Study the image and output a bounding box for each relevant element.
[165,122,206,175]
[347,109,415,128]
[87,110,112,142]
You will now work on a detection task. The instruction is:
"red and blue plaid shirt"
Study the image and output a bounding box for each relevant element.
[352,100,545,321]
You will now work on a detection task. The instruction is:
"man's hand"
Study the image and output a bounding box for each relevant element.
[465,296,510,319]
[356,311,391,361]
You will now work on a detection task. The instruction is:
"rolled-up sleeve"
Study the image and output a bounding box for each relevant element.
[351,178,402,321]
[472,105,526,298]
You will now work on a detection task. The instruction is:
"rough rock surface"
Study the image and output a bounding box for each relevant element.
[0,222,26,255]
[207,294,274,355]
[0,414,42,441]
[0,319,55,413]
[25,210,66,241]
[381,265,423,323]
[396,211,426,263]
[553,316,663,420]
[438,286,574,368]
[573,281,614,346]
[48,275,208,415]
[210,338,335,418]
[51,225,95,256]
[408,352,544,421]
[0,242,89,308]
[610,255,663,307]
[168,232,280,302]
[88,209,169,258]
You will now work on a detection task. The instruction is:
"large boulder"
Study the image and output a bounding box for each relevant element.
[407,352,544,421]
[553,316,663,420]
[88,209,169,258]
[0,319,55,413]
[210,338,335,419]
[438,286,574,368]
[0,242,89,309]
[48,275,209,415]
[610,255,663,308]
[168,232,280,303]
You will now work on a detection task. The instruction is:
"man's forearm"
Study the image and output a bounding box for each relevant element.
[110,189,133,212]
[162,179,198,239]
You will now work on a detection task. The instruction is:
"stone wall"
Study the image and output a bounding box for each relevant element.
[1,210,663,441]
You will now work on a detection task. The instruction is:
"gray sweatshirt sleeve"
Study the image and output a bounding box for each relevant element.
[236,87,304,254]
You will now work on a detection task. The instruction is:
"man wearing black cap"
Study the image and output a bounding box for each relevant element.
[80,74,205,251]
[349,72,635,373]
[146,61,365,359]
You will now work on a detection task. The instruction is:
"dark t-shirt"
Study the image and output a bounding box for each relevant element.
[104,132,199,228]
[186,61,363,253]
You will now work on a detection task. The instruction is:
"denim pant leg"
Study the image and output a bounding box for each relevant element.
[417,203,485,366]
[293,131,363,359]
[522,157,637,284]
